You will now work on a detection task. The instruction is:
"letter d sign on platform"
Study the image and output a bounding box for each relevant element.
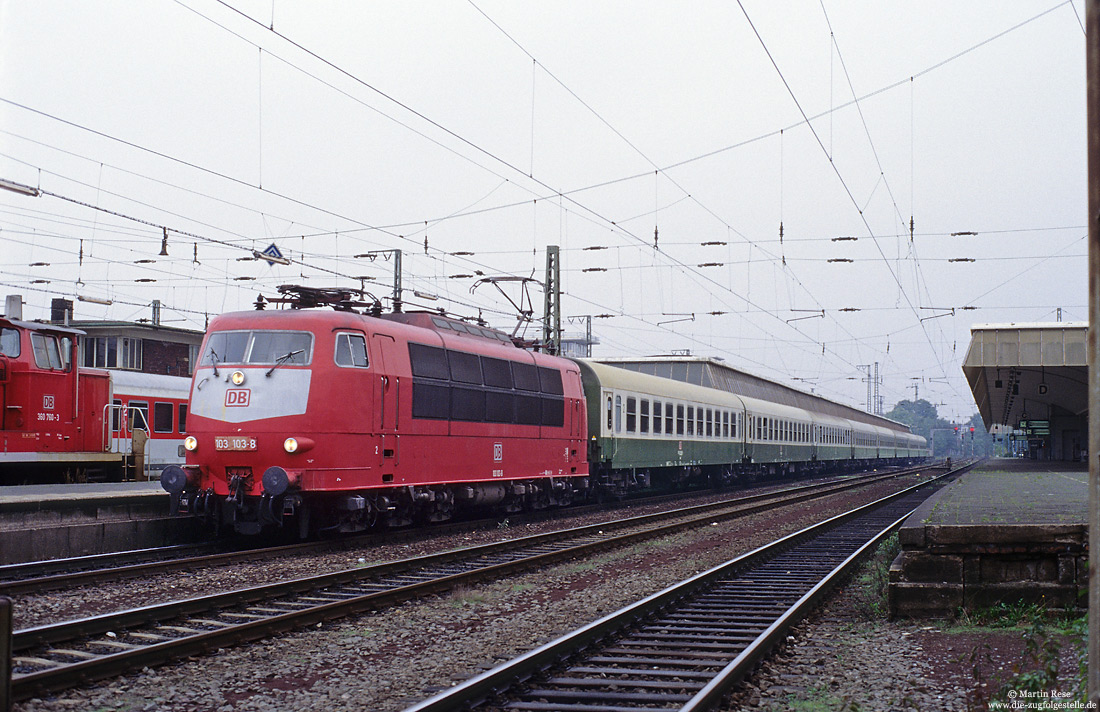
[225,389,251,407]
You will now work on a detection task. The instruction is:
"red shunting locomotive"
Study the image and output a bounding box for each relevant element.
[161,288,589,536]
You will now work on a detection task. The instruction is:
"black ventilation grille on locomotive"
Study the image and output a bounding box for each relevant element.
[408,342,565,426]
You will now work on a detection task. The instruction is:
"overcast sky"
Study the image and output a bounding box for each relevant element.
[0,1,1087,422]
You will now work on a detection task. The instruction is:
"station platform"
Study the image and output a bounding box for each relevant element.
[0,481,201,565]
[889,459,1087,617]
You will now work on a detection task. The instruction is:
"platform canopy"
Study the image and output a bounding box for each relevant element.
[962,322,1087,430]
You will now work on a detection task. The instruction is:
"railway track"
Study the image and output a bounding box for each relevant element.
[404,463,969,712]
[6,463,940,701]
[0,466,927,596]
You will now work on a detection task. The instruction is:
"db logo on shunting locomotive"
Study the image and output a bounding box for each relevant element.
[225,389,251,407]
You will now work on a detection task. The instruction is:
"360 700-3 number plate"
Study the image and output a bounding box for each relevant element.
[215,436,257,451]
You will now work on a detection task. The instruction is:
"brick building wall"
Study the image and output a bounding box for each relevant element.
[142,340,193,377]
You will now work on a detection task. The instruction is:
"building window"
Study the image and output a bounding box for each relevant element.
[82,336,142,370]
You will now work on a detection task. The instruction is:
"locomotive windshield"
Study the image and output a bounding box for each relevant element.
[201,330,313,366]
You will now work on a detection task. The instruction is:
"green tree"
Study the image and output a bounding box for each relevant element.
[885,399,986,458]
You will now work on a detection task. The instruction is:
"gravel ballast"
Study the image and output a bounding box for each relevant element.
[13,476,999,712]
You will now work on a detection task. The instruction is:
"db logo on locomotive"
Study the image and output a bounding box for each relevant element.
[225,389,251,407]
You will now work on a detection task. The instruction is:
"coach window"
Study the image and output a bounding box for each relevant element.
[606,396,613,431]
[665,402,674,434]
[128,401,150,433]
[652,400,661,434]
[153,402,173,434]
[111,399,122,432]
[696,409,703,438]
[614,396,622,433]
[722,412,729,438]
[676,404,685,436]
[704,409,712,437]
[640,399,650,434]
[686,406,694,436]
[625,397,637,432]
[178,404,188,433]
[334,333,369,368]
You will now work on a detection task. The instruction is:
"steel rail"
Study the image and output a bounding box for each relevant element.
[7,463,934,700]
[402,462,969,712]
[0,465,930,596]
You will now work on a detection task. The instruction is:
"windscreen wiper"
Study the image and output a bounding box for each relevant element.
[266,349,305,377]
[207,348,221,377]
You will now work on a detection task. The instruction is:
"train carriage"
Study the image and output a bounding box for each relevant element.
[110,369,190,475]
[744,400,816,470]
[576,359,749,490]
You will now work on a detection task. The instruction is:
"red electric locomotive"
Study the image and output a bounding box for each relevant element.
[161,288,589,536]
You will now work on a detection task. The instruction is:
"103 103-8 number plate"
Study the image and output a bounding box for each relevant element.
[215,436,257,451]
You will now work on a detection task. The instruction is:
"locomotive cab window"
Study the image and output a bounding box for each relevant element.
[30,332,65,370]
[203,330,313,366]
[334,333,369,368]
[0,328,19,357]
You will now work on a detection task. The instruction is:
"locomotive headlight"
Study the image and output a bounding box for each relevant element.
[184,436,198,451]
[283,436,315,454]
[230,370,246,386]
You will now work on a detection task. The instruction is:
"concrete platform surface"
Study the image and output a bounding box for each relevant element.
[890,459,1088,617]
[920,459,1086,526]
[0,480,166,505]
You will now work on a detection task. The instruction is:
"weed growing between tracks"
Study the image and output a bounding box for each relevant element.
[852,533,900,621]
[951,601,1087,709]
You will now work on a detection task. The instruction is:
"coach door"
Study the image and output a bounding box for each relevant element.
[371,333,401,466]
